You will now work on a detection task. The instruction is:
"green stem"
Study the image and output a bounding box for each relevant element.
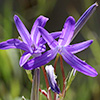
[60,55,66,93]
[31,68,40,100]
[54,54,60,72]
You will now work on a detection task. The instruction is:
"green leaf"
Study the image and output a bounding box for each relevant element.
[25,70,33,82]
[66,68,77,91]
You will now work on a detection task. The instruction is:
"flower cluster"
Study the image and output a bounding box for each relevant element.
[0,2,98,97]
[22,3,98,77]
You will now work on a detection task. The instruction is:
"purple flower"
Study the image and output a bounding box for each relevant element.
[45,65,60,94]
[0,15,61,67]
[23,16,98,77]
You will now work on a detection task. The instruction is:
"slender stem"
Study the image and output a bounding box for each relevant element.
[53,55,59,100]
[54,54,59,72]
[31,68,40,100]
[60,55,66,93]
[54,93,56,100]
[41,66,52,100]
[41,66,49,89]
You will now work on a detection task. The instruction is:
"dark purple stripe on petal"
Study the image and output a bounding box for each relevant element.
[50,31,62,40]
[38,26,58,49]
[20,52,31,67]
[0,39,32,53]
[66,40,93,54]
[72,2,98,41]
[39,31,62,45]
[23,48,58,70]
[61,48,98,77]
[31,16,49,47]
[14,15,31,45]
[58,16,75,46]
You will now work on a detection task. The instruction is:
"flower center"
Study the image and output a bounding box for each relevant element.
[58,45,63,55]
[31,44,36,51]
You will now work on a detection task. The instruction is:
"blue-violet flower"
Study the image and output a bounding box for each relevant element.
[23,16,98,77]
[0,15,61,67]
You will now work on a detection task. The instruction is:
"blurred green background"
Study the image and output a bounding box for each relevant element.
[0,0,100,100]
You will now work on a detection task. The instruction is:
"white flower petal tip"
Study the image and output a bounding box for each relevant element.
[45,65,61,94]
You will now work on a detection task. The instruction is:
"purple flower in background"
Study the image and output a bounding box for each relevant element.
[0,15,49,66]
[0,15,61,67]
[45,65,60,94]
[23,16,98,77]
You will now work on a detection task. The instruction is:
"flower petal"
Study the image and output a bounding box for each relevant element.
[20,52,31,67]
[23,48,58,70]
[66,40,93,54]
[31,16,49,47]
[37,44,46,52]
[38,26,58,49]
[50,31,62,39]
[45,65,61,94]
[39,31,62,45]
[58,16,75,46]
[61,48,98,77]
[0,39,32,53]
[14,15,31,45]
[72,2,98,41]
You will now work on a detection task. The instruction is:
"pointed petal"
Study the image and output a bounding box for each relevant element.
[66,40,93,54]
[20,52,31,67]
[38,26,58,49]
[31,16,49,47]
[61,48,98,77]
[58,16,75,46]
[23,48,58,70]
[45,65,61,94]
[72,2,98,41]
[0,39,32,53]
[14,15,31,45]
[39,31,62,45]
[50,31,62,39]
